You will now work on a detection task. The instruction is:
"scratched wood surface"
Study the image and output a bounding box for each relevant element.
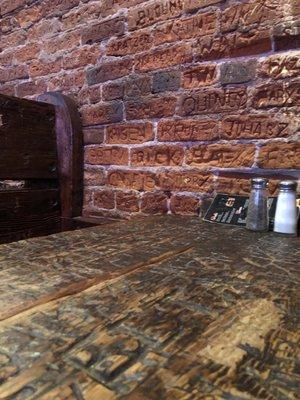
[0,216,299,400]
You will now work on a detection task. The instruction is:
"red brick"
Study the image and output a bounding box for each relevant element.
[158,119,219,141]
[215,176,280,196]
[116,191,140,212]
[87,59,133,85]
[131,145,184,167]
[107,30,153,56]
[84,167,106,185]
[63,45,101,70]
[102,81,124,101]
[182,64,217,89]
[257,142,300,169]
[0,50,14,66]
[135,43,192,72]
[141,192,168,214]
[48,70,85,92]
[221,115,290,140]
[0,0,25,15]
[16,80,47,98]
[62,3,103,29]
[82,17,125,44]
[81,102,123,126]
[100,0,145,18]
[83,127,105,145]
[179,88,247,116]
[252,81,300,109]
[170,195,199,215]
[16,4,42,28]
[94,189,115,209]
[195,30,271,62]
[124,75,152,99]
[0,65,28,83]
[85,146,129,166]
[14,43,40,63]
[42,0,80,17]
[43,31,80,54]
[0,83,16,96]
[108,170,156,191]
[78,85,102,106]
[186,143,255,168]
[260,52,300,80]
[29,58,62,78]
[154,11,217,45]
[157,170,212,192]
[126,96,177,120]
[221,0,283,33]
[27,18,61,41]
[107,123,153,144]
[128,0,184,30]
[0,30,26,48]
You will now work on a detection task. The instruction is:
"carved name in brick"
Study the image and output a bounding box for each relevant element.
[252,81,300,109]
[81,102,123,126]
[258,142,300,169]
[87,59,133,84]
[126,96,177,120]
[221,115,289,140]
[186,143,255,167]
[85,146,129,165]
[158,119,219,141]
[182,64,217,89]
[157,170,212,192]
[107,31,153,56]
[82,17,125,44]
[131,145,184,166]
[107,123,153,144]
[124,75,152,99]
[261,52,300,80]
[180,88,247,116]
[128,0,184,30]
[154,12,216,45]
[220,60,257,85]
[221,0,282,33]
[195,30,271,61]
[170,195,199,215]
[108,170,156,191]
[135,43,192,72]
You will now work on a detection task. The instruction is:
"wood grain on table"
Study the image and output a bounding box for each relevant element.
[0,216,299,399]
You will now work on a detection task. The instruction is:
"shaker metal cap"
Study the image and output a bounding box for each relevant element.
[251,177,268,188]
[279,180,297,191]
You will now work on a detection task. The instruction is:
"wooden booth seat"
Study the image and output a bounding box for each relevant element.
[0,92,105,244]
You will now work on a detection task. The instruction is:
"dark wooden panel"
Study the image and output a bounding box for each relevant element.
[0,93,57,179]
[38,92,83,218]
[0,189,60,242]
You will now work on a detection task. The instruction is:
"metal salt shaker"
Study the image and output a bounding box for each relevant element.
[246,178,269,232]
[274,181,298,236]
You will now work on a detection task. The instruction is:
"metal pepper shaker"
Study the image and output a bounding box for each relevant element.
[274,181,298,236]
[246,178,269,232]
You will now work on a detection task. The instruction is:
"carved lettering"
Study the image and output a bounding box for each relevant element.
[107,123,153,144]
[157,170,213,192]
[108,170,156,191]
[158,119,219,141]
[128,0,184,30]
[221,115,289,139]
[107,31,152,56]
[186,144,255,167]
[180,88,247,116]
[261,52,300,80]
[85,146,128,165]
[253,81,300,108]
[131,145,184,166]
[182,65,217,89]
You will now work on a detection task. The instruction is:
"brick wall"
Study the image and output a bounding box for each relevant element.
[0,0,299,218]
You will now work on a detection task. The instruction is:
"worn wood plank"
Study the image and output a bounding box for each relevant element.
[0,216,299,399]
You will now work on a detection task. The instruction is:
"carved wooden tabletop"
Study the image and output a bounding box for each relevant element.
[0,216,299,400]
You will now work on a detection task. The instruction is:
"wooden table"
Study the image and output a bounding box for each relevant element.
[0,216,299,399]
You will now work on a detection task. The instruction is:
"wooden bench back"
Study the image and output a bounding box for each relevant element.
[0,92,83,243]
